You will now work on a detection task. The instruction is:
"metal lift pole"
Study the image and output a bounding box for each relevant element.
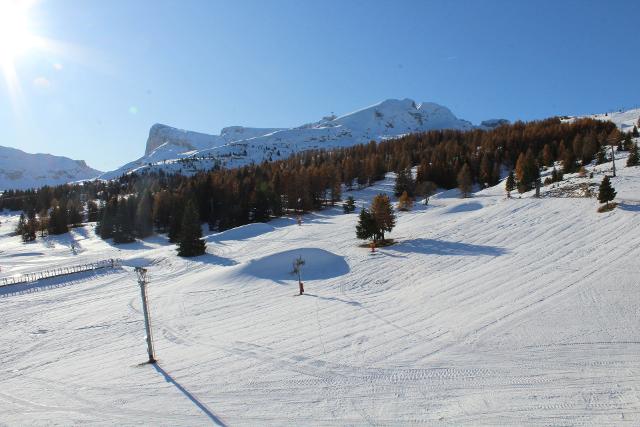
[136,267,156,364]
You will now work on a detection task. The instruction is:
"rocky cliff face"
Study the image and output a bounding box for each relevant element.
[144,123,283,156]
[103,98,501,179]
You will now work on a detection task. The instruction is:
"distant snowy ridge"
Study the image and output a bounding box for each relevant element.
[101,98,493,179]
[563,108,640,131]
[0,146,102,191]
[144,124,285,155]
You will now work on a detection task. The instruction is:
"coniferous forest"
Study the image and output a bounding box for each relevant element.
[0,117,618,245]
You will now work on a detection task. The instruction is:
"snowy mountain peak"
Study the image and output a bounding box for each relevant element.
[144,123,284,156]
[0,145,101,191]
[103,98,478,179]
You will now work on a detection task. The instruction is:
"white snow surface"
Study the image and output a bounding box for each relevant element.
[563,107,640,131]
[0,145,102,191]
[1,151,639,425]
[100,99,477,179]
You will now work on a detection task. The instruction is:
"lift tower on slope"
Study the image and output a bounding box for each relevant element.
[136,267,156,364]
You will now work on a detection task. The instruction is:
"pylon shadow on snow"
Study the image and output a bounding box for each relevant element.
[303,293,361,306]
[153,363,227,426]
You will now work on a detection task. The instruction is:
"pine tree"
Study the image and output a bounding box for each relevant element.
[516,149,540,192]
[542,144,554,167]
[251,183,272,222]
[15,213,26,238]
[505,170,516,198]
[97,197,117,239]
[135,191,154,238]
[478,152,493,187]
[561,149,577,174]
[355,208,376,241]
[330,180,342,206]
[457,163,472,198]
[394,168,416,197]
[47,204,68,235]
[632,125,639,138]
[177,201,206,257]
[397,191,413,211]
[370,194,396,242]
[343,196,356,213]
[23,215,37,242]
[113,199,135,243]
[597,176,616,207]
[152,191,172,232]
[622,133,633,151]
[627,143,639,167]
[67,200,83,227]
[596,144,608,165]
[37,209,49,237]
[87,200,99,222]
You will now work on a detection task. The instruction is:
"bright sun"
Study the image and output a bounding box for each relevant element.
[0,0,40,96]
[0,0,36,66]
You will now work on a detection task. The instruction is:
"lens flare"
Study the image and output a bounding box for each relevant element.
[0,1,36,61]
[0,0,39,103]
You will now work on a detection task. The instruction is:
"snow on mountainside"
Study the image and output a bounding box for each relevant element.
[1,150,639,424]
[0,146,101,191]
[144,124,285,155]
[101,98,479,179]
[563,107,640,131]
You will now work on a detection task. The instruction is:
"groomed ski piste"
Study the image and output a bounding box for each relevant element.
[1,152,639,425]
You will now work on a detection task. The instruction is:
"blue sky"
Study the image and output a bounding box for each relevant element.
[1,0,639,171]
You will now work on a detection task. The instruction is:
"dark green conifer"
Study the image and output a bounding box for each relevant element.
[177,201,206,257]
[355,208,376,241]
[627,143,639,167]
[505,170,516,198]
[597,176,616,208]
[343,196,356,213]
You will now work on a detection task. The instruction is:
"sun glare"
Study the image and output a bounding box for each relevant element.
[0,0,43,106]
[0,0,36,66]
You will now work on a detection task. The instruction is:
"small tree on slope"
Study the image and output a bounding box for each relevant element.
[177,201,206,257]
[505,170,516,198]
[627,143,639,167]
[457,164,473,198]
[15,213,26,237]
[355,208,376,242]
[343,196,356,213]
[598,176,616,208]
[370,194,396,242]
[397,191,413,211]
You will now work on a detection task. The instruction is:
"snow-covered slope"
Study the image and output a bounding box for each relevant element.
[101,99,479,179]
[0,145,101,191]
[563,107,640,131]
[1,150,639,425]
[144,123,285,155]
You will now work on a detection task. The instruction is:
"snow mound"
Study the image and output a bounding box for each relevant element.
[209,222,276,241]
[446,201,484,213]
[239,248,349,282]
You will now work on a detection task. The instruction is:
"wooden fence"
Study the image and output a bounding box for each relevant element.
[0,259,121,288]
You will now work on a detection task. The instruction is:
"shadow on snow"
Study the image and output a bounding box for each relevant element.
[153,364,227,426]
[241,248,349,284]
[618,202,640,212]
[390,238,507,257]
